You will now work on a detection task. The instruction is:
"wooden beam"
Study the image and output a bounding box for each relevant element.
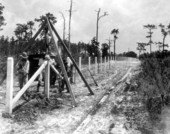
[45,60,50,99]
[49,62,62,78]
[79,57,82,70]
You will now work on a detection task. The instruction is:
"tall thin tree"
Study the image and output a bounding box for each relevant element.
[68,0,73,51]
[96,8,108,43]
[144,24,156,53]
[111,29,119,60]
[158,23,170,52]
[59,11,66,40]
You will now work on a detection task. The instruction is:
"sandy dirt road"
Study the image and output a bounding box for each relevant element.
[0,60,140,134]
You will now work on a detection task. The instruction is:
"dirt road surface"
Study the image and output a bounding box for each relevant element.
[0,60,141,134]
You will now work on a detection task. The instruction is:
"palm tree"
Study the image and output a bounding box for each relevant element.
[158,23,170,52]
[143,24,156,53]
[111,29,119,60]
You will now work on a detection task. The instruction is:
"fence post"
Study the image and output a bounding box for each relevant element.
[79,57,82,71]
[109,56,110,69]
[45,60,50,99]
[95,57,97,74]
[6,57,14,114]
[107,56,109,69]
[88,57,91,70]
[100,57,102,72]
[104,57,107,72]
[73,67,76,84]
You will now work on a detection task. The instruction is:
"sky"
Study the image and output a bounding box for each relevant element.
[1,0,170,54]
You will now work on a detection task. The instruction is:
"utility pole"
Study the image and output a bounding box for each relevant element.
[59,11,66,40]
[68,0,73,51]
[96,8,108,43]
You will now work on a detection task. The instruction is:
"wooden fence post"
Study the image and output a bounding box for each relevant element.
[6,57,14,114]
[107,56,109,69]
[73,67,76,84]
[45,60,50,99]
[104,57,107,72]
[109,56,110,69]
[88,57,91,70]
[79,57,82,71]
[95,57,97,74]
[100,57,102,72]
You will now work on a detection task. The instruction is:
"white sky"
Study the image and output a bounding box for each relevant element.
[1,0,170,53]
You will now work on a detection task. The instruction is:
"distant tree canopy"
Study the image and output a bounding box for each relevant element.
[118,51,137,58]
[0,3,6,31]
[87,37,100,57]
[35,13,57,38]
[125,51,137,58]
[101,43,109,57]
[14,22,34,41]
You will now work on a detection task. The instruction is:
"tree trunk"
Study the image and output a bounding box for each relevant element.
[162,36,166,52]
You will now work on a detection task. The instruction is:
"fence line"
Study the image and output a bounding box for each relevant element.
[6,56,116,114]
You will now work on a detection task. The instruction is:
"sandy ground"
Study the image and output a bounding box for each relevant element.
[0,60,149,134]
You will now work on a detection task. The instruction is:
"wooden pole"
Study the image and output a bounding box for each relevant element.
[79,57,82,71]
[6,57,14,114]
[100,56,102,72]
[49,20,94,95]
[50,63,62,78]
[74,67,76,84]
[104,57,106,72]
[95,57,97,74]
[88,57,91,70]
[107,56,109,70]
[45,59,50,99]
[68,0,73,51]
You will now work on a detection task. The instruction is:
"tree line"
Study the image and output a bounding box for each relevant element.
[0,3,137,65]
[137,23,170,55]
